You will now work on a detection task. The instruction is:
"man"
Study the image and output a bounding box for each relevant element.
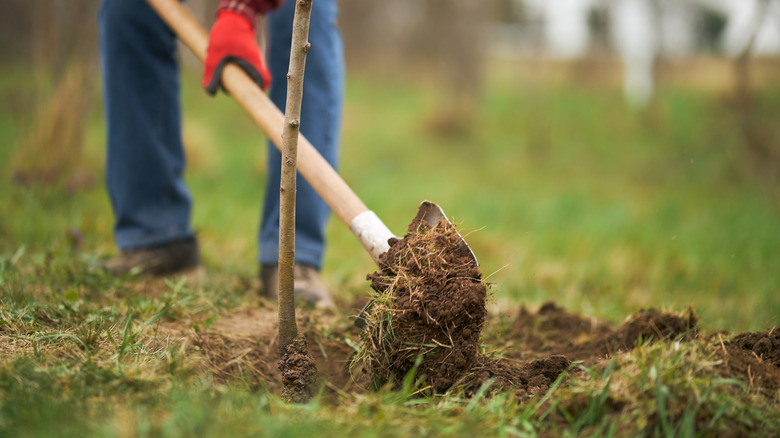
[98,0,343,308]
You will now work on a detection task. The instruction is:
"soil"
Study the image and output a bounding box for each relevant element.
[159,302,356,394]
[152,222,779,402]
[362,217,487,393]
[494,302,698,363]
[158,298,780,402]
[278,337,317,403]
[729,328,780,368]
[355,217,777,399]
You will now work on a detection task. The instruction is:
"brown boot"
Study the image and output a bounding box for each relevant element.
[261,263,335,309]
[104,237,200,277]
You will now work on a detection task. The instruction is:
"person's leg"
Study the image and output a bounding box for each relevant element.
[99,0,198,275]
[99,0,195,250]
[260,0,344,270]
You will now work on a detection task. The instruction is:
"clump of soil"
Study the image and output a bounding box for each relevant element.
[709,328,780,393]
[500,302,699,363]
[497,303,780,398]
[614,307,699,350]
[714,344,780,392]
[362,217,487,393]
[359,218,574,396]
[278,336,318,403]
[500,302,615,361]
[455,355,572,399]
[729,328,780,368]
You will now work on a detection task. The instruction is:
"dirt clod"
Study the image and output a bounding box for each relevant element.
[359,218,583,397]
[362,217,487,393]
[614,307,699,350]
[729,328,780,368]
[502,303,699,363]
[279,337,317,403]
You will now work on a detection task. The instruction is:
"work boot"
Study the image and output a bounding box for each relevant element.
[104,237,200,277]
[261,263,335,310]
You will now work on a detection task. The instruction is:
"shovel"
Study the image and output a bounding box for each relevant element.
[144,0,477,322]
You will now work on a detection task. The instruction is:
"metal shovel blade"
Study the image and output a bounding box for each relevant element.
[354,201,477,329]
[415,200,478,267]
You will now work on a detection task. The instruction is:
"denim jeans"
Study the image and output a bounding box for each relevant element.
[99,0,343,270]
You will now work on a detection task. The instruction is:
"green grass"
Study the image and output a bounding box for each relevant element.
[1,60,779,436]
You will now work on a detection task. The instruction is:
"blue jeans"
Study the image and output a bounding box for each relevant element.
[99,0,343,270]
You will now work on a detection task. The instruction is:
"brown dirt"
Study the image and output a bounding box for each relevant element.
[714,346,780,393]
[279,337,317,403]
[158,302,357,395]
[494,302,698,363]
[614,307,699,350]
[495,303,779,397]
[454,355,572,399]
[362,217,488,393]
[708,328,780,394]
[355,216,707,397]
[728,328,780,368]
[352,216,775,399]
[149,218,777,402]
[154,298,780,402]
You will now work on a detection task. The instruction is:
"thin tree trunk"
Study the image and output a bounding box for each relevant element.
[12,0,98,190]
[278,0,314,352]
[733,0,776,176]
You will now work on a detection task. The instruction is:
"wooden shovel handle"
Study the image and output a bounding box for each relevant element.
[145,0,368,227]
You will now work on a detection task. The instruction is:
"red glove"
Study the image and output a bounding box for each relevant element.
[203,10,271,95]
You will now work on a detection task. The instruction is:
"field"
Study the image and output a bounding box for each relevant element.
[1,58,779,436]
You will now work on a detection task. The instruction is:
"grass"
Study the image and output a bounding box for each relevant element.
[1,57,779,436]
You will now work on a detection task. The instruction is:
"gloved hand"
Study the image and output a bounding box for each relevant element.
[203,10,271,95]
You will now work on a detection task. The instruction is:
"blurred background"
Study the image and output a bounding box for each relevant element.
[0,0,778,331]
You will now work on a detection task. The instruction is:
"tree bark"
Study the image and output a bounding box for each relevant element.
[278,0,314,352]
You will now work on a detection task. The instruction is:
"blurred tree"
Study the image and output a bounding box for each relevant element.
[339,0,494,138]
[421,0,489,137]
[5,0,100,191]
[587,3,611,54]
[698,7,728,52]
[731,0,779,179]
[496,0,525,24]
[0,1,34,64]
[610,0,660,108]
